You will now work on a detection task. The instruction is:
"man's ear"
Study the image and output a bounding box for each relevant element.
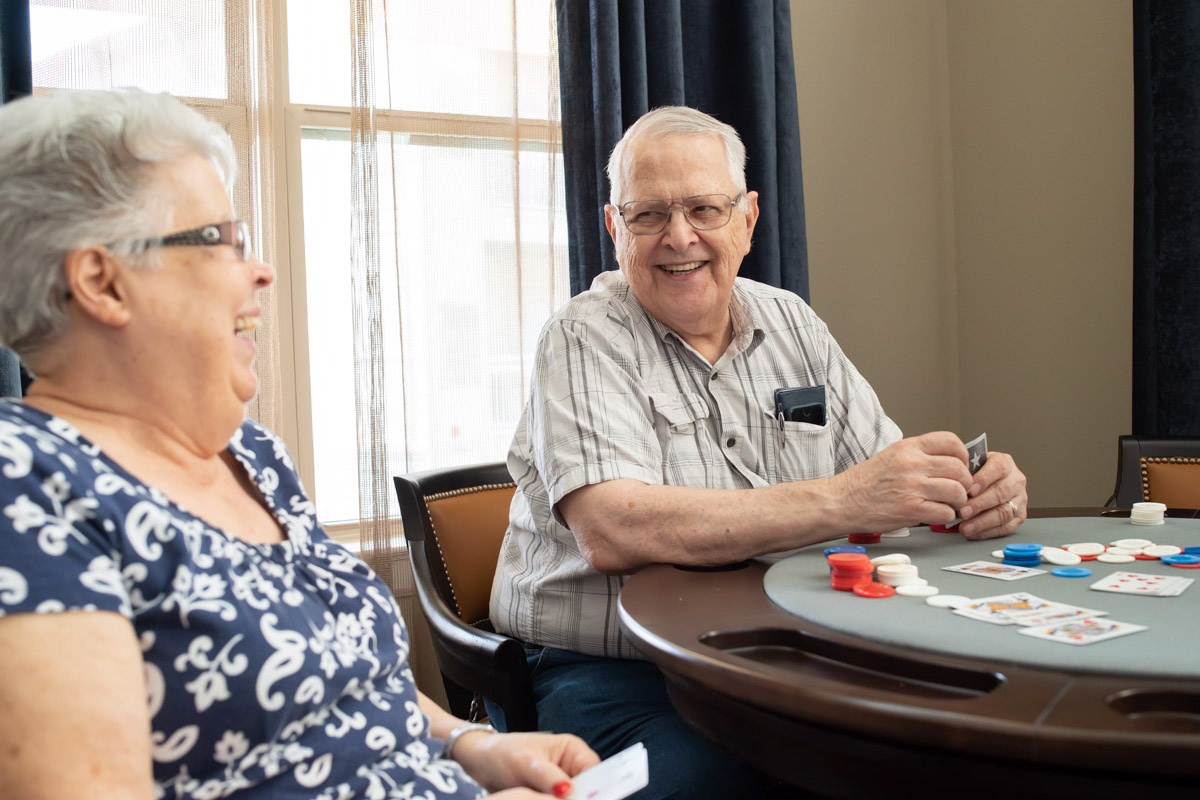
[604,203,619,246]
[63,246,132,328]
[740,191,761,256]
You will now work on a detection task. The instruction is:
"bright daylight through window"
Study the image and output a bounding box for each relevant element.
[30,0,569,530]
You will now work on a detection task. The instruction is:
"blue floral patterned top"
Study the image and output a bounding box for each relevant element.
[0,400,486,800]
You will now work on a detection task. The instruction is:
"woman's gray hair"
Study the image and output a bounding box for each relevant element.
[606,106,747,206]
[0,88,237,362]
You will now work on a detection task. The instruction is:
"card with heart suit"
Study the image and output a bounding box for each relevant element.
[1004,602,1108,627]
[953,592,1055,625]
[568,743,648,800]
[942,561,1045,581]
[1089,571,1193,597]
[1018,617,1147,646]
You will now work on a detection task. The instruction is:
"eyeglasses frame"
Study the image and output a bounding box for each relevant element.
[109,220,252,262]
[613,192,745,236]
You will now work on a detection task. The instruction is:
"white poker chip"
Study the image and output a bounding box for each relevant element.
[1112,538,1155,549]
[926,594,970,609]
[878,574,924,587]
[896,584,939,597]
[1143,544,1183,557]
[880,528,911,538]
[870,553,912,566]
[1065,542,1105,557]
[876,563,918,578]
[1040,547,1082,566]
[1105,546,1141,556]
[1132,502,1167,512]
[1130,518,1166,526]
[1097,553,1136,564]
[991,550,1005,559]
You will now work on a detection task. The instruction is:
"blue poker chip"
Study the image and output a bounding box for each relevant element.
[1003,556,1042,567]
[1161,554,1200,566]
[824,545,867,558]
[1051,566,1092,578]
[1181,546,1200,556]
[1003,543,1043,555]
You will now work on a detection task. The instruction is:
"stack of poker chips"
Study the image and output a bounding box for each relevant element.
[827,553,875,591]
[1001,542,1042,567]
[1130,502,1167,526]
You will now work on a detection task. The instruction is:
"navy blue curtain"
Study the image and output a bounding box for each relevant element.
[0,0,31,397]
[1133,1,1200,435]
[556,0,808,300]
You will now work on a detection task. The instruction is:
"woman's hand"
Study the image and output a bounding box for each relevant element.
[452,730,600,796]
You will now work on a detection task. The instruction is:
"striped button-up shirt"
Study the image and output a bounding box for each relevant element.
[490,270,902,658]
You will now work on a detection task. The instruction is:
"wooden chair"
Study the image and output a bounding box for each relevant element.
[1107,435,1200,508]
[393,462,537,731]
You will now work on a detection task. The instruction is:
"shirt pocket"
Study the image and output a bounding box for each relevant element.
[761,408,836,483]
[649,392,710,436]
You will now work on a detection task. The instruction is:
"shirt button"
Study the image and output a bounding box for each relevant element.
[710,372,718,380]
[726,437,736,448]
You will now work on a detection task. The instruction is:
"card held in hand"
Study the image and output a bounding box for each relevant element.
[568,743,649,800]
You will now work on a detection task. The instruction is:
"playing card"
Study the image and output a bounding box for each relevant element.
[942,561,1045,581]
[964,432,988,475]
[953,592,1053,625]
[1018,617,1147,646]
[947,433,989,525]
[1089,571,1194,597]
[1004,602,1108,627]
[568,743,649,800]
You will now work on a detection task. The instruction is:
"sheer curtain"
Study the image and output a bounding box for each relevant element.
[345,3,564,592]
[29,0,282,429]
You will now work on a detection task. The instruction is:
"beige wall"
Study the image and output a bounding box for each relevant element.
[791,0,1132,506]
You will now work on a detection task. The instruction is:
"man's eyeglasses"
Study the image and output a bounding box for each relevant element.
[110,220,252,261]
[615,193,743,236]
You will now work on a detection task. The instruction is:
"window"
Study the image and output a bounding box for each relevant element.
[30,0,570,533]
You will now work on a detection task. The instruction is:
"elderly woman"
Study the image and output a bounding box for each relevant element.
[0,89,597,799]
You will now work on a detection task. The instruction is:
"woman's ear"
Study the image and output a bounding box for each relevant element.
[62,246,131,328]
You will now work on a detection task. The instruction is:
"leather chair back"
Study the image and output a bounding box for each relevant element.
[1109,436,1200,508]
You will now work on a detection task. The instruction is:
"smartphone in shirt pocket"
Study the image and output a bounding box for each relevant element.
[774,385,826,427]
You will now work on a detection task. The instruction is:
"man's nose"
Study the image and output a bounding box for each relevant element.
[662,207,699,250]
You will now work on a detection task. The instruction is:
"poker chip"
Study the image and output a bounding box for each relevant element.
[1105,546,1141,556]
[870,553,912,566]
[1004,543,1043,555]
[929,523,960,533]
[926,594,970,609]
[880,528,911,538]
[1133,553,1160,560]
[1097,553,1136,564]
[1066,542,1105,557]
[824,545,867,558]
[991,550,1004,559]
[1183,546,1200,556]
[848,533,882,545]
[1143,544,1183,558]
[1111,538,1155,549]
[1051,567,1092,578]
[896,584,939,597]
[1162,554,1200,567]
[853,582,895,598]
[1130,503,1167,526]
[1039,547,1082,566]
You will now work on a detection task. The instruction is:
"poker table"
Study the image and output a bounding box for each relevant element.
[616,509,1200,800]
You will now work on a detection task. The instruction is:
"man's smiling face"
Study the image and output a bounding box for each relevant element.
[605,133,759,347]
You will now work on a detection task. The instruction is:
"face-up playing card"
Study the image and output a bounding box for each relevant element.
[1018,617,1147,646]
[1089,571,1194,597]
[1004,602,1108,627]
[942,561,1045,581]
[568,743,648,800]
[953,592,1054,625]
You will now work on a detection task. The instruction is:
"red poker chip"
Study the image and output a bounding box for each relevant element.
[1134,554,1159,560]
[1166,562,1200,569]
[848,533,882,544]
[853,582,895,598]
[929,524,960,533]
[1078,555,1098,561]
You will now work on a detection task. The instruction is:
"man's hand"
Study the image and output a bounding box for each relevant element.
[453,730,600,796]
[831,432,974,532]
[956,451,1028,540]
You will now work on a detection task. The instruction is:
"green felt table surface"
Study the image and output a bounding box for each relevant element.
[762,516,1200,679]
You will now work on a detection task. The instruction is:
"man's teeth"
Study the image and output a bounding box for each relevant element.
[235,316,259,333]
[659,261,704,273]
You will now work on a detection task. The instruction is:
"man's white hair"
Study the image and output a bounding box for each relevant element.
[606,106,747,206]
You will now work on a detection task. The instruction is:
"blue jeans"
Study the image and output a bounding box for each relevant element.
[484,645,808,800]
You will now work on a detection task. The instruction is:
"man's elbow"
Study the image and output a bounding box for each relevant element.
[573,527,639,575]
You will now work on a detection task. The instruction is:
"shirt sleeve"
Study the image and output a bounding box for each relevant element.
[525,318,665,508]
[0,424,129,619]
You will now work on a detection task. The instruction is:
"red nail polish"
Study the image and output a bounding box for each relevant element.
[553,780,572,798]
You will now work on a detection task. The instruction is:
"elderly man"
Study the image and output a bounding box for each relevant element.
[489,107,1028,797]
